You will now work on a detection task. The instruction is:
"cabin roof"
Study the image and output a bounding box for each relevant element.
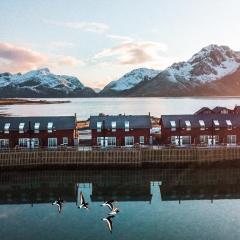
[0,116,76,131]
[161,114,240,128]
[89,115,151,129]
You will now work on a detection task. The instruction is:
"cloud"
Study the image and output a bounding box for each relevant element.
[45,19,109,33]
[0,42,48,73]
[57,55,84,66]
[94,41,168,65]
[107,34,133,43]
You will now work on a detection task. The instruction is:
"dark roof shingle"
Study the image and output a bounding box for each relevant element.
[89,115,151,129]
[0,116,76,131]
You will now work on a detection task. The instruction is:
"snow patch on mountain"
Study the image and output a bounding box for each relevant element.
[104,68,161,91]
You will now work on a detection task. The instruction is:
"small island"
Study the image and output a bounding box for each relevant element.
[0,98,71,105]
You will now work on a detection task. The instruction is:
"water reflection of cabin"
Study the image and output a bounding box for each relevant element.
[90,182,152,202]
[160,106,240,146]
[160,168,240,201]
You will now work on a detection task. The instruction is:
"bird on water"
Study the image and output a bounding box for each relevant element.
[52,198,64,213]
[78,191,89,209]
[102,215,115,233]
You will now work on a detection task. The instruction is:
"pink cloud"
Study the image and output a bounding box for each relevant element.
[0,42,48,73]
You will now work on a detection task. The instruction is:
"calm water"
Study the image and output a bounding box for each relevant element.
[1,167,240,240]
[2,97,240,119]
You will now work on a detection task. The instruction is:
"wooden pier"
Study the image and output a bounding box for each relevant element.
[1,146,240,169]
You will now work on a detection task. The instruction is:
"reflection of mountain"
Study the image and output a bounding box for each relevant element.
[1,168,240,205]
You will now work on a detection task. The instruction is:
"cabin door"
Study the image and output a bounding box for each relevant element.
[208,136,215,145]
[104,137,108,147]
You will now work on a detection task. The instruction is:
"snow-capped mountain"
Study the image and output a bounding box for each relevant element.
[100,68,161,95]
[120,44,240,97]
[0,68,97,97]
[166,44,240,83]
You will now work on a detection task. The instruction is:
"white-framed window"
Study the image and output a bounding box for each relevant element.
[213,120,220,130]
[199,120,205,131]
[47,122,53,133]
[108,137,116,146]
[171,136,182,146]
[170,121,176,131]
[4,123,10,134]
[48,138,57,147]
[0,139,9,148]
[125,121,130,132]
[182,136,191,145]
[125,136,134,146]
[34,122,40,133]
[185,120,191,131]
[208,135,219,145]
[31,138,39,148]
[19,138,29,148]
[139,136,144,144]
[97,122,102,132]
[97,137,102,146]
[226,120,232,130]
[63,137,68,145]
[227,135,236,145]
[199,135,208,144]
[19,123,25,134]
[111,121,116,132]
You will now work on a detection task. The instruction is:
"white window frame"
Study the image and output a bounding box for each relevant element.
[19,123,25,134]
[107,137,116,147]
[227,135,236,145]
[47,122,53,133]
[0,139,9,148]
[171,136,182,146]
[97,122,102,132]
[48,138,57,148]
[185,120,191,131]
[31,138,39,148]
[63,137,68,145]
[125,121,130,132]
[213,120,220,130]
[199,120,205,131]
[182,136,191,145]
[34,122,40,133]
[226,120,232,130]
[170,121,176,131]
[199,135,208,144]
[125,136,134,146]
[4,123,10,134]
[139,136,144,144]
[97,137,102,146]
[19,138,29,148]
[111,121,116,132]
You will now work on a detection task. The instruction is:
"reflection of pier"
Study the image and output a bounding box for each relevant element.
[1,168,240,205]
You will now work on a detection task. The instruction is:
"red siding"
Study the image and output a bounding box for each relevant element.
[160,125,240,145]
[91,128,150,146]
[0,129,76,147]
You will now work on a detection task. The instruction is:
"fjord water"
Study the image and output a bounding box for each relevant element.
[2,97,240,119]
[1,168,240,240]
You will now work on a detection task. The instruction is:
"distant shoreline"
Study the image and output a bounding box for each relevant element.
[0,98,71,106]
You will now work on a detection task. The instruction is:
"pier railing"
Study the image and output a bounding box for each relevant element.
[0,145,240,169]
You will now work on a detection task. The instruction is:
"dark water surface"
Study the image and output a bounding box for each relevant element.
[0,167,240,240]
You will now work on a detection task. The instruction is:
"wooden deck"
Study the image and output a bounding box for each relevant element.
[1,146,240,169]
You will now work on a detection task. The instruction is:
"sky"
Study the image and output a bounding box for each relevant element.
[0,0,240,88]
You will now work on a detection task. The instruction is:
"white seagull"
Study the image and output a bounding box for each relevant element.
[102,215,114,233]
[101,200,119,215]
[52,198,64,213]
[78,191,89,209]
